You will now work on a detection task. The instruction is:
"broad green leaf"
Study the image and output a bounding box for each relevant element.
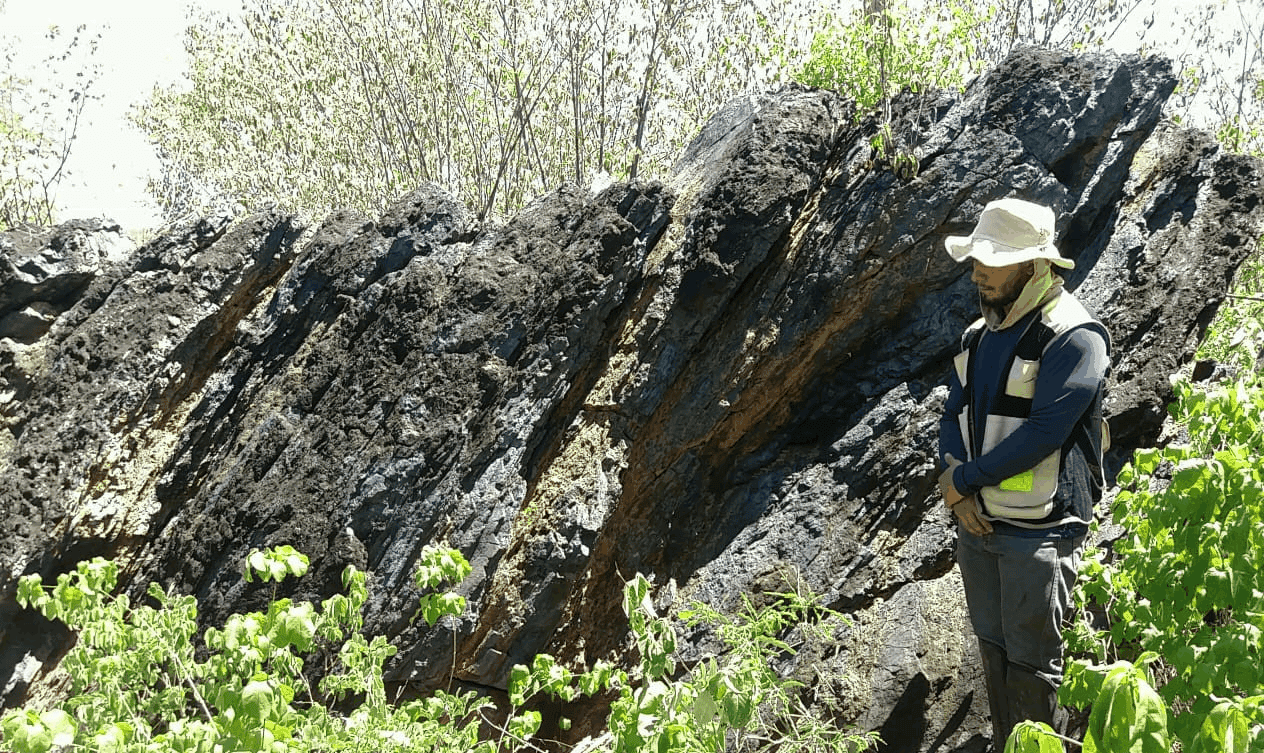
[16,575,47,612]
[276,601,317,651]
[720,676,755,728]
[509,664,532,706]
[241,678,277,722]
[1005,721,1064,753]
[2,709,54,753]
[246,550,266,582]
[1190,700,1251,753]
[1084,663,1168,753]
[40,709,76,749]
[1173,644,1198,672]
[1231,659,1260,693]
[693,687,719,726]
[508,710,541,741]
[277,546,309,578]
[91,722,133,753]
[580,661,619,696]
[436,592,467,619]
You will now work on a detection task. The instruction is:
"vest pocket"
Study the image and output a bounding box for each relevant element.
[1005,358,1039,399]
[954,349,970,387]
[977,414,1060,518]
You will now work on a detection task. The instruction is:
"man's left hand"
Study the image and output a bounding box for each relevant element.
[939,453,968,507]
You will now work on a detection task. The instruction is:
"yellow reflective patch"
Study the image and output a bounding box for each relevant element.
[999,470,1034,492]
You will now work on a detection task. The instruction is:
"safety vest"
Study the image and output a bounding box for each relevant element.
[953,291,1111,520]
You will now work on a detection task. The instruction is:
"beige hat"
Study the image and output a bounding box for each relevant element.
[944,198,1074,269]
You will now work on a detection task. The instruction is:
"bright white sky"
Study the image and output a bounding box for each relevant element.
[1,0,241,230]
[0,0,1251,231]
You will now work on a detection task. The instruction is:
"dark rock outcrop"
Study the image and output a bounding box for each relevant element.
[3,47,1263,750]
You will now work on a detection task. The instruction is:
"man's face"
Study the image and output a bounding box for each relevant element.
[971,259,1034,309]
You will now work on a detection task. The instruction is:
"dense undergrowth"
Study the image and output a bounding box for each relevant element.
[0,544,880,753]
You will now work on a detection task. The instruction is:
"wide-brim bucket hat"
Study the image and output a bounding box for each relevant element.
[944,197,1074,269]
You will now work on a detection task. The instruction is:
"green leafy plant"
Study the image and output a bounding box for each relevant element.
[603,573,880,753]
[1003,721,1065,753]
[1004,658,1177,752]
[414,543,473,626]
[2,544,489,753]
[796,0,988,181]
[498,573,879,753]
[797,0,989,112]
[1064,657,1170,753]
[1063,370,1264,749]
[2,545,877,753]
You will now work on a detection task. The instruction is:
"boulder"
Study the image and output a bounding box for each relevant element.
[2,46,1263,751]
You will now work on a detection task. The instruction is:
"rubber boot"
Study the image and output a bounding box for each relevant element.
[1008,664,1059,733]
[978,640,1011,750]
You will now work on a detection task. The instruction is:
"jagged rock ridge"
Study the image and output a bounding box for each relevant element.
[2,47,1263,751]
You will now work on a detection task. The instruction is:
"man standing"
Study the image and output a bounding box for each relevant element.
[937,198,1111,747]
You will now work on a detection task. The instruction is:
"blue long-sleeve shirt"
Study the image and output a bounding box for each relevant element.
[938,313,1110,532]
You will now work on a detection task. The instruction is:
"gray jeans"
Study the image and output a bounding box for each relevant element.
[956,526,1084,688]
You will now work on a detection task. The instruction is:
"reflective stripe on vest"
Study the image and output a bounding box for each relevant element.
[954,292,1110,520]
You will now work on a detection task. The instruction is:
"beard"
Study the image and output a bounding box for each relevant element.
[977,269,1032,312]
[979,285,1024,309]
[977,282,1028,324]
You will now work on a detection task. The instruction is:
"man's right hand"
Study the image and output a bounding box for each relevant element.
[939,453,968,507]
[950,495,993,536]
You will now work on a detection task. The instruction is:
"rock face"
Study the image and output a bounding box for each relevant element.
[3,47,1263,750]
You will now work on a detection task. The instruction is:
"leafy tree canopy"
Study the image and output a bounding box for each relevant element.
[133,0,818,224]
[134,0,1262,226]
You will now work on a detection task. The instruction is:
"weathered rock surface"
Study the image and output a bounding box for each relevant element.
[3,46,1264,750]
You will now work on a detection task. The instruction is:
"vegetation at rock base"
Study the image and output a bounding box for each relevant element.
[0,545,879,753]
[1199,246,1264,375]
